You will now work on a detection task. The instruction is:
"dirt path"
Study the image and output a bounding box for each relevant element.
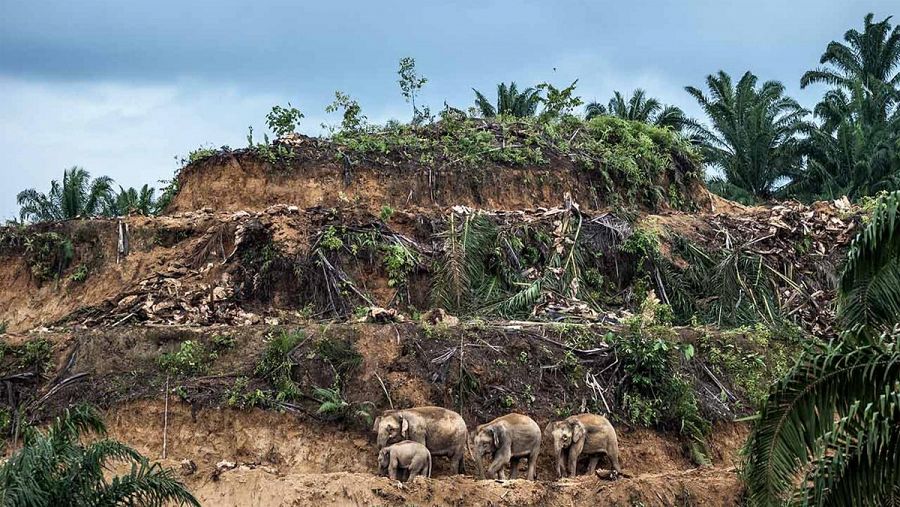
[105,400,744,506]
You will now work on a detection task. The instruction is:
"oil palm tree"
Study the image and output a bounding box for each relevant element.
[472,82,542,118]
[0,405,199,506]
[743,190,900,506]
[584,89,687,131]
[107,184,158,216]
[800,13,900,119]
[17,167,114,223]
[788,14,900,202]
[685,71,809,202]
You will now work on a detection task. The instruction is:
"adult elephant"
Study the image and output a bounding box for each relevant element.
[373,406,467,474]
[546,413,622,478]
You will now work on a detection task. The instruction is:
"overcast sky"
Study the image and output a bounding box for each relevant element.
[0,0,895,219]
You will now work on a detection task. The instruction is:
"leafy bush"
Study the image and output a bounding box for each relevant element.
[158,340,210,376]
[225,377,271,409]
[69,263,88,283]
[24,232,73,283]
[255,330,305,401]
[266,103,304,137]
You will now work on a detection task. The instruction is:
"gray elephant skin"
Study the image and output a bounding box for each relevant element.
[471,413,541,480]
[546,413,622,478]
[377,440,432,482]
[373,406,467,474]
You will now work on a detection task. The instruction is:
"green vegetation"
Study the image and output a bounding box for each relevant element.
[16,167,113,223]
[23,231,73,284]
[473,82,542,118]
[255,329,305,401]
[686,71,808,204]
[266,103,304,137]
[744,190,900,506]
[585,89,687,132]
[107,184,158,216]
[158,340,211,376]
[610,300,710,463]
[1,338,53,375]
[0,405,198,507]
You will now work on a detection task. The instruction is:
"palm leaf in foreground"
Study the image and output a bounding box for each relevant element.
[794,386,900,506]
[742,338,900,506]
[0,405,198,507]
[838,190,900,339]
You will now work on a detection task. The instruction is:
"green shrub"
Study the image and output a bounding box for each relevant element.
[255,330,304,401]
[24,232,73,283]
[69,263,88,283]
[158,340,210,376]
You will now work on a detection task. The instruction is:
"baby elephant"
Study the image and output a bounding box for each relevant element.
[546,413,622,479]
[471,413,541,480]
[378,440,432,482]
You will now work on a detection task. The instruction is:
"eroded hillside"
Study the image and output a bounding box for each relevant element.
[0,119,863,506]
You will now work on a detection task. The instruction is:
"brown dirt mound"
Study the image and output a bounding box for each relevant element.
[106,400,743,506]
[169,153,617,215]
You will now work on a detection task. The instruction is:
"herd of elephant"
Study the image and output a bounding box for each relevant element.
[373,406,622,482]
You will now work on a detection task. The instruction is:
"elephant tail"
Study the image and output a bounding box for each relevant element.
[427,451,432,478]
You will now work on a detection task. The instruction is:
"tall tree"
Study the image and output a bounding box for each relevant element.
[17,167,114,223]
[0,405,199,506]
[585,89,687,131]
[685,71,809,202]
[107,184,158,216]
[743,190,900,506]
[788,13,900,201]
[472,82,542,118]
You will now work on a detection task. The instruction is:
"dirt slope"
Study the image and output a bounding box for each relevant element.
[106,400,745,506]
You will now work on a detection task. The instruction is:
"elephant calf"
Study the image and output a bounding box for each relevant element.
[471,413,541,480]
[546,413,622,479]
[373,406,468,475]
[378,440,432,482]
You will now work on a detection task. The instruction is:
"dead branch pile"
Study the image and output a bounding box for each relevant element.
[700,198,858,335]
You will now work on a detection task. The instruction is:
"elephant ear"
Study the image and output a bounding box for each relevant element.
[571,421,585,444]
[492,425,507,449]
[400,416,409,438]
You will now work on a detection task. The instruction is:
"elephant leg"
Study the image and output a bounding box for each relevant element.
[608,450,623,476]
[567,451,579,478]
[388,461,399,481]
[526,449,539,480]
[449,449,463,475]
[508,457,521,480]
[586,456,600,475]
[488,450,510,480]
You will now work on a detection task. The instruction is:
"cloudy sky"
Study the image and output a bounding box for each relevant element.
[0,0,895,219]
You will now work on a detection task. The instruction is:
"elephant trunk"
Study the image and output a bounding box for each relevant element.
[376,433,388,449]
[469,439,484,479]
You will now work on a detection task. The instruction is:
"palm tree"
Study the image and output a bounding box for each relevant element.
[472,82,542,118]
[800,13,900,120]
[685,71,809,202]
[743,190,900,506]
[584,89,687,131]
[0,405,199,506]
[788,14,900,202]
[17,167,114,223]
[107,184,158,216]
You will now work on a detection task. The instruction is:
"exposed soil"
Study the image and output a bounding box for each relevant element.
[106,399,744,506]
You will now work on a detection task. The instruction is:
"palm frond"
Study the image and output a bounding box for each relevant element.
[838,190,900,339]
[742,338,900,506]
[794,386,900,507]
